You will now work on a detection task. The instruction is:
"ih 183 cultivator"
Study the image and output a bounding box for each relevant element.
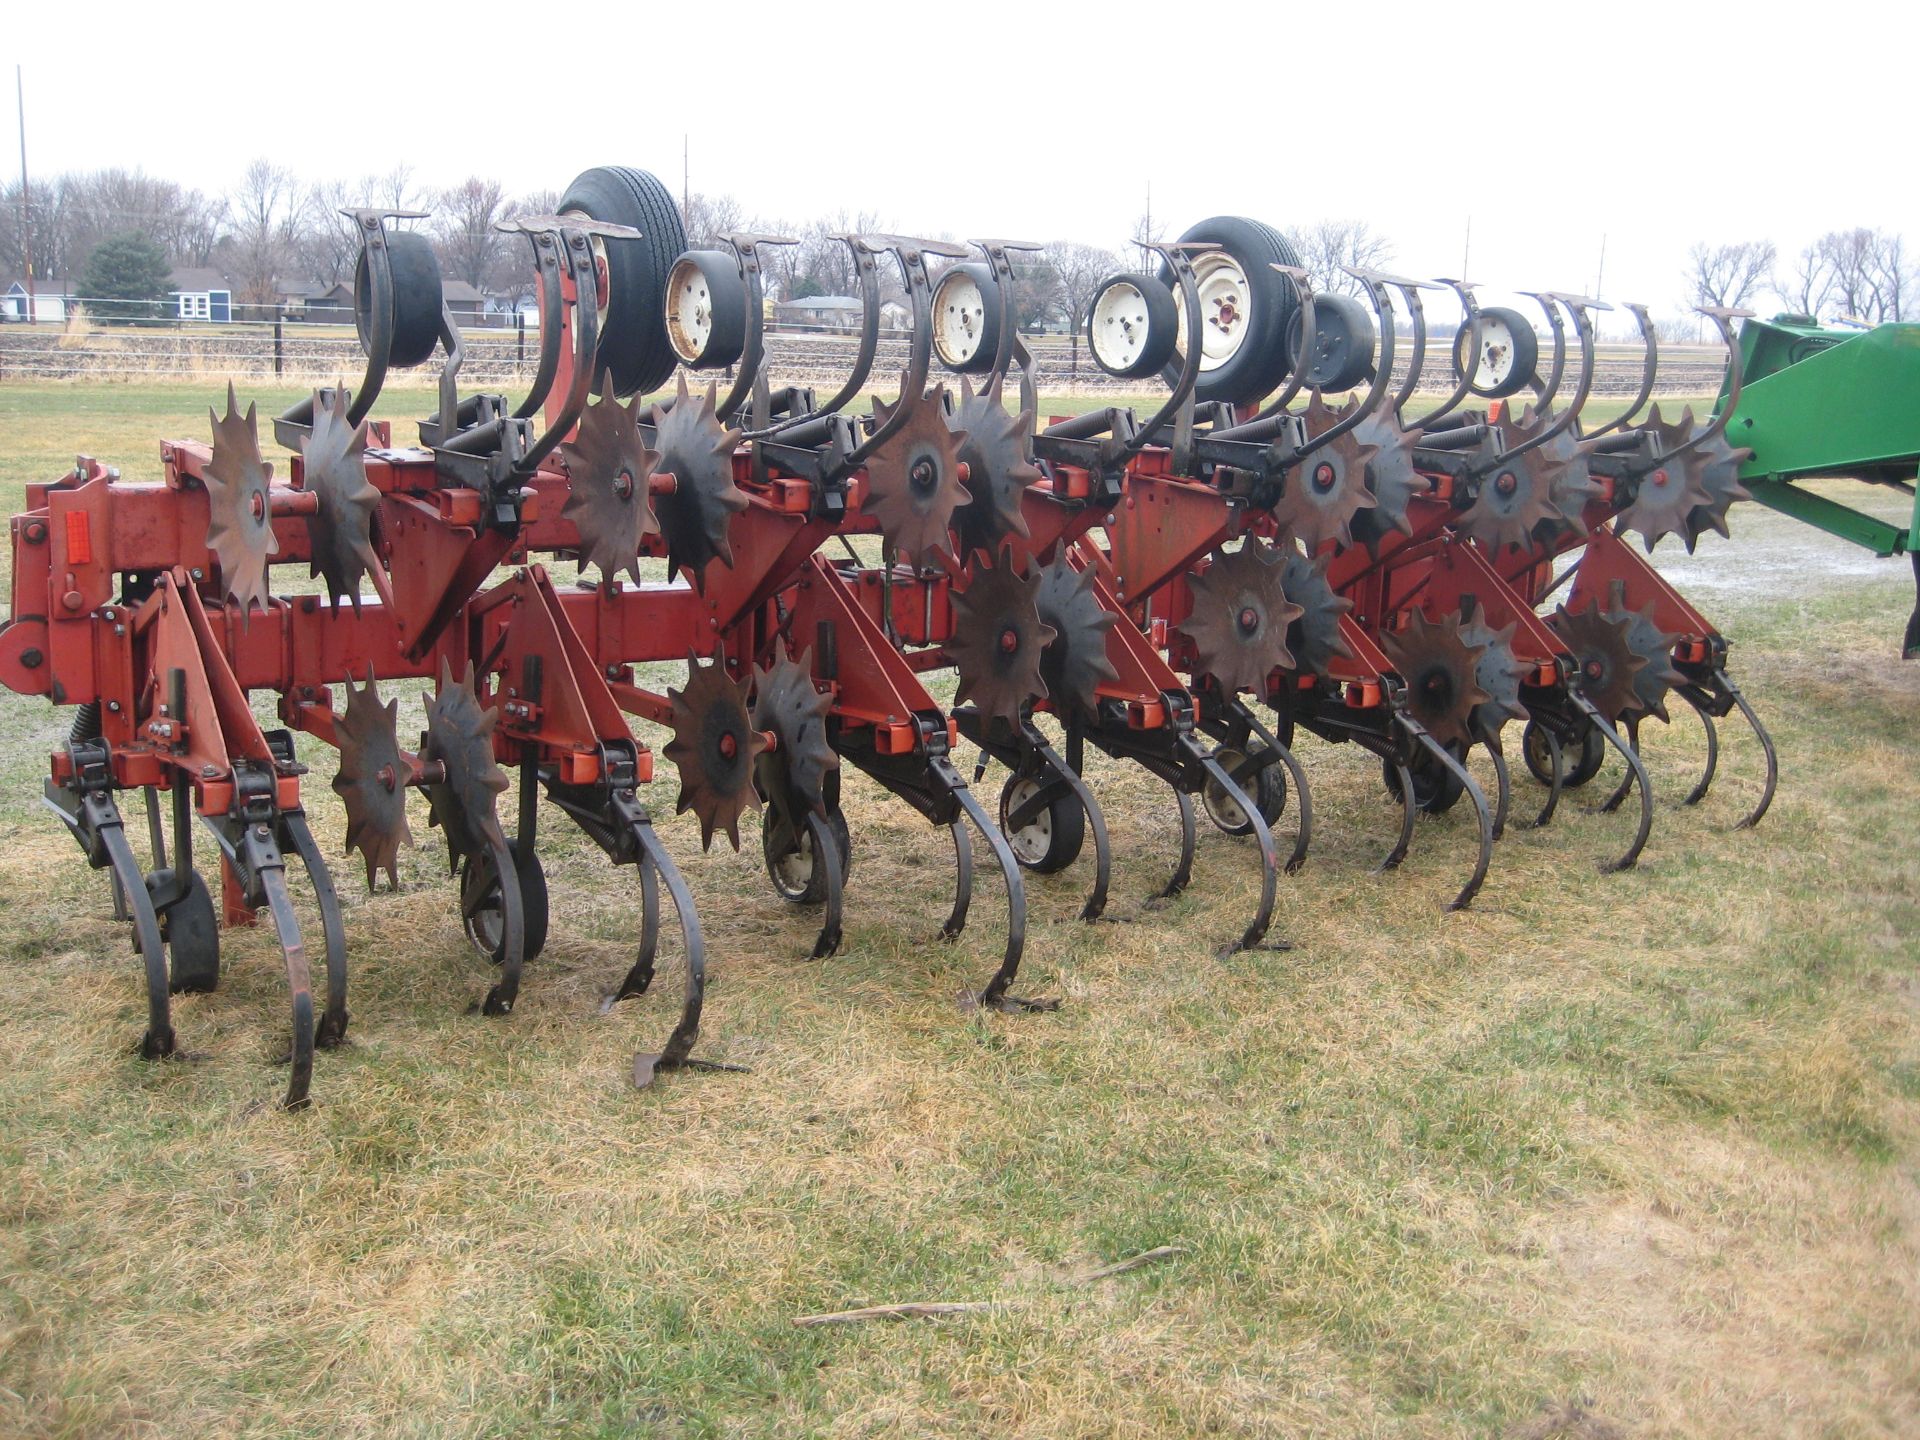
[0,166,1784,1108]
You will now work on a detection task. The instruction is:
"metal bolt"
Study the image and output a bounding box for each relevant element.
[20,647,43,669]
[190,568,204,581]
[107,701,121,713]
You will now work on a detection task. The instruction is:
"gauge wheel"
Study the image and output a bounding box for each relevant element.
[460,840,550,964]
[1382,742,1468,814]
[557,166,687,397]
[998,774,1085,874]
[155,868,221,995]
[1086,271,1179,379]
[932,261,1002,375]
[1157,215,1302,407]
[1284,291,1376,392]
[1201,747,1287,835]
[1521,718,1606,788]
[664,249,748,370]
[1453,305,1539,400]
[763,807,852,904]
[355,229,445,369]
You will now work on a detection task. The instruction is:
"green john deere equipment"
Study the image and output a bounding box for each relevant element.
[1717,315,1920,656]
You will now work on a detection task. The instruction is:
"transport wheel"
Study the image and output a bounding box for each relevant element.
[663,249,748,371]
[1202,747,1287,836]
[155,869,220,995]
[355,229,444,368]
[763,807,851,903]
[461,840,549,964]
[998,775,1085,874]
[931,262,1002,375]
[1521,719,1605,788]
[1086,272,1179,379]
[1453,305,1539,399]
[1158,216,1302,406]
[1285,291,1377,392]
[1383,742,1468,814]
[557,166,687,397]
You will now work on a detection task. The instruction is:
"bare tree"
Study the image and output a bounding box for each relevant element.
[1129,205,1167,263]
[1287,219,1393,297]
[364,165,425,215]
[1871,232,1908,321]
[1048,241,1122,369]
[226,159,301,308]
[1779,241,1832,317]
[432,176,509,290]
[294,179,365,291]
[1684,239,1777,310]
[682,192,747,247]
[0,172,76,281]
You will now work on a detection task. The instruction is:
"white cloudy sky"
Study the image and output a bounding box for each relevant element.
[5,0,1913,321]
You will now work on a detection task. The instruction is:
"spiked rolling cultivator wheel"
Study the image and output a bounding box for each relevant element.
[0,163,1795,1108]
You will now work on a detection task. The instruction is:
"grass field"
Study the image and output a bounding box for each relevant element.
[0,382,1916,1438]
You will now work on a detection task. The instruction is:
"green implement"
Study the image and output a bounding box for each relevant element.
[1717,315,1920,655]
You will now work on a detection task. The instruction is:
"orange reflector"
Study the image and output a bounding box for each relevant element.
[65,511,92,565]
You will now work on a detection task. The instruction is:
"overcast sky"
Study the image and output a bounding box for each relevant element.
[6,0,1914,324]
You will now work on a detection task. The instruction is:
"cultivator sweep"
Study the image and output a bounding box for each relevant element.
[0,167,1785,1107]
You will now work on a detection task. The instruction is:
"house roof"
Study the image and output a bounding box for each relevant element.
[168,267,231,292]
[442,279,486,304]
[776,295,864,311]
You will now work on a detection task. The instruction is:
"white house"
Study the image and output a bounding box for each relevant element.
[168,267,234,323]
[2,279,73,323]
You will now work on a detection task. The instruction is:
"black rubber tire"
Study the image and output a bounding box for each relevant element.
[665,249,748,370]
[558,166,687,398]
[1521,719,1605,789]
[1202,747,1287,836]
[1382,743,1467,814]
[762,807,851,904]
[998,774,1085,874]
[155,869,220,995]
[1158,216,1302,407]
[932,262,1003,376]
[1086,272,1179,379]
[1285,292,1377,392]
[461,839,550,964]
[356,229,444,369]
[1454,305,1539,400]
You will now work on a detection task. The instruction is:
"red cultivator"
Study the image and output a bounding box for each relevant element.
[0,172,1776,1108]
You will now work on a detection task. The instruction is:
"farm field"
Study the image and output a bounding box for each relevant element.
[0,381,1916,1438]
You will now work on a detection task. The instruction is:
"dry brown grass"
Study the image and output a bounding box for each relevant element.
[0,383,1916,1437]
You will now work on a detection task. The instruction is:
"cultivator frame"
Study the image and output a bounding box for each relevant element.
[0,164,1792,1107]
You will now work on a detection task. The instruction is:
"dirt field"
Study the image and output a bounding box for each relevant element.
[0,383,1915,1438]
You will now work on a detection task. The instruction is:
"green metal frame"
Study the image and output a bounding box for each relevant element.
[1717,316,1919,558]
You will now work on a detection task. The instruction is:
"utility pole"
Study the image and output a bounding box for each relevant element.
[1461,215,1471,281]
[1593,232,1607,303]
[16,65,33,326]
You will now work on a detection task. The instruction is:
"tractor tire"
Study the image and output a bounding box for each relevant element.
[1286,291,1376,392]
[1086,271,1179,379]
[1454,305,1540,400]
[1158,216,1302,407]
[558,166,687,398]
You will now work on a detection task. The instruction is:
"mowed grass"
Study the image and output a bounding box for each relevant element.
[0,381,1916,1438]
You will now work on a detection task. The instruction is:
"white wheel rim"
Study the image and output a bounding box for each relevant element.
[1173,252,1254,372]
[933,269,988,369]
[1203,749,1251,829]
[666,257,715,365]
[1003,779,1053,865]
[774,827,815,897]
[1462,315,1517,390]
[1090,280,1156,373]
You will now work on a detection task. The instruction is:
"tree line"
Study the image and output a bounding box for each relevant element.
[1684,231,1909,324]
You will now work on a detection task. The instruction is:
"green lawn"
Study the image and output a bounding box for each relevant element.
[0,381,1915,1439]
